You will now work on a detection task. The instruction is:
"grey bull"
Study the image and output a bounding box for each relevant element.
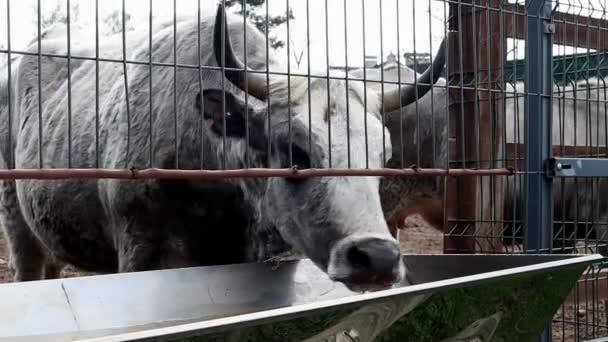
[375,67,608,252]
[0,4,446,289]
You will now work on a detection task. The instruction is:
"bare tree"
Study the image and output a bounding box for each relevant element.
[225,0,294,50]
[32,0,80,31]
[290,39,305,70]
[102,10,135,36]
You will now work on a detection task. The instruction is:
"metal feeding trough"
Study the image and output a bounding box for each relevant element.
[0,254,602,342]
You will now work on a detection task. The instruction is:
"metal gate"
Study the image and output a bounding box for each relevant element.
[443,1,608,340]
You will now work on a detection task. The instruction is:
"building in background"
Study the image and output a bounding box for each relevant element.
[330,51,437,78]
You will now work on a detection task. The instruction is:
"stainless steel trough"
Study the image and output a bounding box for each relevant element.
[0,254,602,342]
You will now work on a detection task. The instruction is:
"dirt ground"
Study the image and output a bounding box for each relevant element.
[398,215,444,254]
[0,216,602,341]
[0,236,92,282]
[553,300,608,341]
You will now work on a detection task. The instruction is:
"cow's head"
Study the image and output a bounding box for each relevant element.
[203,4,446,291]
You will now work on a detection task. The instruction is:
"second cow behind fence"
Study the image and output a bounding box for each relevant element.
[379,67,608,254]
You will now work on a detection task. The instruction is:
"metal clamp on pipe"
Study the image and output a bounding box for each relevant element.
[547,157,608,178]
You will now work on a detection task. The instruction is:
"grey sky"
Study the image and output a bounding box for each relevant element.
[0,0,602,72]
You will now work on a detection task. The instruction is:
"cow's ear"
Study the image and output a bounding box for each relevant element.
[198,89,268,150]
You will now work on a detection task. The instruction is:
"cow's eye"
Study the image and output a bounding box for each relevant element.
[281,144,311,169]
[280,144,311,183]
[291,144,311,170]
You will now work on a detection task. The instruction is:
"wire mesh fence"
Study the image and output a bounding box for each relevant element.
[0,0,607,340]
[441,1,608,340]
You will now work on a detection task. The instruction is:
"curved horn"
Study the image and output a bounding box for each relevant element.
[382,36,448,113]
[214,3,268,101]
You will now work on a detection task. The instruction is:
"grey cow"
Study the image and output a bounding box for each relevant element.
[376,67,608,253]
[349,64,448,236]
[0,5,446,290]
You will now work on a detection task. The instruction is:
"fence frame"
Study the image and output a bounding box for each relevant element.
[525,0,554,340]
[524,0,553,255]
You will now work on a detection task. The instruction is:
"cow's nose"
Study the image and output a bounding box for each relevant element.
[346,238,401,282]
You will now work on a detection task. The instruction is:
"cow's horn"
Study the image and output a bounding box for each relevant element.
[214,3,269,101]
[382,36,448,113]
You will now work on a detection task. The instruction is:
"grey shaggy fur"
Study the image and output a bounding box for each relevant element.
[0,14,281,280]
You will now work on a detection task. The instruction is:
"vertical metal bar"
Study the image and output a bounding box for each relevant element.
[6,0,12,169]
[287,0,292,167]
[574,279,580,342]
[306,0,312,162]
[343,0,350,168]
[514,4,524,251]
[583,3,592,263]
[585,9,594,338]
[592,264,599,338]
[558,10,567,256]
[221,0,227,170]
[524,1,553,340]
[487,3,495,169]
[149,0,154,168]
[37,0,43,168]
[265,0,271,169]
[471,1,481,248]
[122,0,131,168]
[412,0,419,168]
[242,0,249,168]
[501,3,512,253]
[379,0,386,167]
[66,0,72,168]
[441,0,449,246]
[396,0,403,169]
[198,0,204,169]
[173,0,178,169]
[498,1,507,247]
[361,0,369,169]
[524,0,553,253]
[324,0,332,168]
[554,12,566,334]
[572,5,581,258]
[427,0,436,169]
[95,0,100,168]
[442,0,449,174]
[457,3,466,170]
[602,8,608,166]
[483,2,491,245]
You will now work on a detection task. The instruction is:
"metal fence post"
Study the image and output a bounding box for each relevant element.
[525,0,553,341]
[524,0,553,254]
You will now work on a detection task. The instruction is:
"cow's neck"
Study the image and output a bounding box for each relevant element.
[236,178,292,263]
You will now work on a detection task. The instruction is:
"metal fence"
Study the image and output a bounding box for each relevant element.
[1,0,608,341]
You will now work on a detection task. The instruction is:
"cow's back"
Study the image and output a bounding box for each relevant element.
[6,14,278,273]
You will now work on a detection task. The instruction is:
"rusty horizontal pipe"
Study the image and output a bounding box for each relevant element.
[0,167,516,180]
